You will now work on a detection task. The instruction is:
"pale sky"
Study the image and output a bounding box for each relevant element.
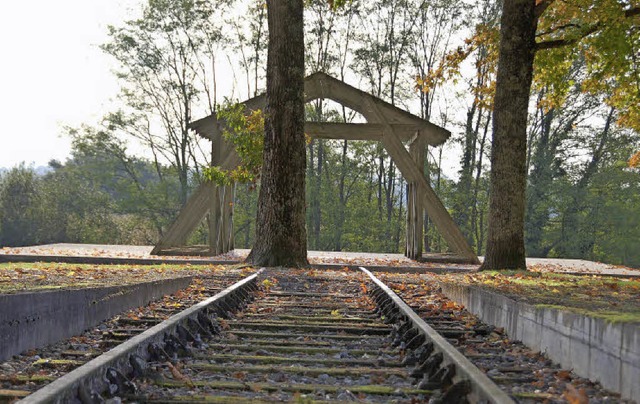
[0,0,143,168]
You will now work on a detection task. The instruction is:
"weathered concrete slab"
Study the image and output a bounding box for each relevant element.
[0,254,238,266]
[0,276,192,361]
[440,283,640,401]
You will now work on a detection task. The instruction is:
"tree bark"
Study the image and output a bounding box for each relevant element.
[481,0,537,270]
[246,0,308,267]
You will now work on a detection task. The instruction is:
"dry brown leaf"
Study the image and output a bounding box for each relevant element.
[556,369,572,380]
[232,371,247,380]
[166,362,194,388]
[562,384,589,404]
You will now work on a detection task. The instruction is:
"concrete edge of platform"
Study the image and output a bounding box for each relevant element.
[3,254,639,278]
[0,276,193,362]
[0,254,471,274]
[0,254,239,266]
[439,283,640,401]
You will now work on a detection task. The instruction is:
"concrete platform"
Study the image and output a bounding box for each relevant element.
[0,276,192,361]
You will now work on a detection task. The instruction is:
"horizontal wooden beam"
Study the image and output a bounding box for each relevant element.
[306,123,425,142]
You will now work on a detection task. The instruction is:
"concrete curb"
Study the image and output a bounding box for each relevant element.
[440,283,640,401]
[0,276,192,362]
[0,254,237,266]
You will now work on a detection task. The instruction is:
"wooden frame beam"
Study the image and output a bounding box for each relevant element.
[365,99,479,264]
[306,122,423,142]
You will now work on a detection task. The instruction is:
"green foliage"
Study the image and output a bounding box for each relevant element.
[203,102,264,186]
[0,126,190,247]
[101,0,230,203]
[534,0,640,130]
[0,165,41,246]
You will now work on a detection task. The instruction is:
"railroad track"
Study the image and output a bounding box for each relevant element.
[0,273,249,402]
[12,267,520,403]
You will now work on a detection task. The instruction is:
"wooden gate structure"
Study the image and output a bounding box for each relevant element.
[151,72,479,264]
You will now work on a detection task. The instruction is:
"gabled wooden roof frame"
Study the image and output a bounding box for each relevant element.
[154,72,479,263]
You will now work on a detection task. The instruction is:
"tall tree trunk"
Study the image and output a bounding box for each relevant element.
[481,0,537,271]
[559,106,615,257]
[335,140,349,251]
[472,112,491,254]
[313,140,323,247]
[247,0,308,267]
[525,107,555,256]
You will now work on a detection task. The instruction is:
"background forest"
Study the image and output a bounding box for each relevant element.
[1,0,638,267]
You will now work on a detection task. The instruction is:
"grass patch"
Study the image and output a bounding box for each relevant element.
[0,262,243,294]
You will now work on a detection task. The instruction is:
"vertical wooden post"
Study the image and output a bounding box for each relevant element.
[209,185,221,255]
[227,183,236,251]
[406,134,425,260]
[220,184,234,253]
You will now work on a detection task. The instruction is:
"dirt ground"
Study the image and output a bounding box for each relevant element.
[2,243,638,275]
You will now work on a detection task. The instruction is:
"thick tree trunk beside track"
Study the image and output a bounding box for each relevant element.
[481,0,537,271]
[247,0,308,267]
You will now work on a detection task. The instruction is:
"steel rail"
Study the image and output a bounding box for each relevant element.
[20,269,263,404]
[360,266,515,404]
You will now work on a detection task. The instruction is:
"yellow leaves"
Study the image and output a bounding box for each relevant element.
[261,277,278,292]
[629,151,640,168]
[534,0,640,131]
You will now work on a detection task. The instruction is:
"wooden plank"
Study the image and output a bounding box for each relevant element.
[306,122,431,142]
[151,182,214,254]
[227,183,236,251]
[406,136,425,259]
[191,73,451,147]
[221,184,234,253]
[305,72,450,146]
[406,183,415,257]
[383,134,478,262]
[208,185,221,255]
